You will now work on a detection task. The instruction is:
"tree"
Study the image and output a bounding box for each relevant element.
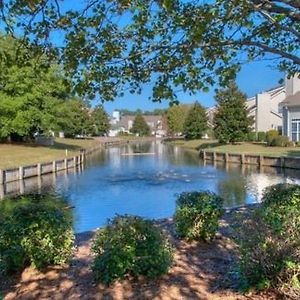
[183,102,208,139]
[57,99,94,138]
[0,1,299,102]
[0,35,70,141]
[213,83,254,144]
[91,106,110,136]
[130,114,150,136]
[166,104,189,136]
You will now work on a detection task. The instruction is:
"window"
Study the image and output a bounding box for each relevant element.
[291,119,300,142]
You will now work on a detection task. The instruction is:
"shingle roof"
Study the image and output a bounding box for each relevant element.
[280,91,300,107]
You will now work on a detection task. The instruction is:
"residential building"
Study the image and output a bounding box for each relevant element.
[280,76,300,142]
[108,111,167,137]
[246,85,286,132]
[206,84,286,133]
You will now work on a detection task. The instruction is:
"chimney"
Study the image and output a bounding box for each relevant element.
[285,74,300,97]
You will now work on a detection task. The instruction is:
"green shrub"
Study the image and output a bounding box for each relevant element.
[237,184,300,297]
[0,194,74,274]
[91,215,173,284]
[270,135,290,147]
[257,131,266,142]
[247,132,257,142]
[174,191,224,241]
[266,130,279,146]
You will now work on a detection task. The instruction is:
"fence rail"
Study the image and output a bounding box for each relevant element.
[200,150,300,169]
[0,140,126,185]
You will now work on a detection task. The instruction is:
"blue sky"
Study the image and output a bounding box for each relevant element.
[47,0,284,114]
[101,59,284,114]
[0,1,284,115]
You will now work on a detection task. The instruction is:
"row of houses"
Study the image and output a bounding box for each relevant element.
[109,111,167,137]
[108,76,300,141]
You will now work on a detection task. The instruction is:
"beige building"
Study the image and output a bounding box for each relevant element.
[280,76,300,141]
[109,113,167,137]
[246,85,286,132]
[207,79,296,133]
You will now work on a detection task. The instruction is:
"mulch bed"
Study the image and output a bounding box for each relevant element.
[0,206,280,300]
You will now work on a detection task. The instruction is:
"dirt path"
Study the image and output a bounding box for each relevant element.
[1,208,279,300]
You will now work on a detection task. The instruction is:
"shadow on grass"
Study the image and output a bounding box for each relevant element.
[0,218,250,300]
[196,142,223,151]
[50,141,84,151]
[286,149,300,157]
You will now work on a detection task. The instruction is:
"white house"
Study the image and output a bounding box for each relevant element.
[207,83,286,133]
[280,76,300,141]
[246,85,286,132]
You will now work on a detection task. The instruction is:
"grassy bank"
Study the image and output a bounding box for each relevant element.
[169,139,300,157]
[0,138,100,169]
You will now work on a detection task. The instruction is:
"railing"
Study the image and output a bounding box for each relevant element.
[0,139,127,185]
[200,150,300,169]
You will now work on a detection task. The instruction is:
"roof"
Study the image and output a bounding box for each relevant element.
[280,91,300,107]
[118,115,164,130]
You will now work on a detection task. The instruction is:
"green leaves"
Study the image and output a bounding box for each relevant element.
[213,82,254,144]
[183,102,208,139]
[237,183,300,295]
[92,215,173,284]
[130,113,151,136]
[0,194,74,274]
[174,191,224,241]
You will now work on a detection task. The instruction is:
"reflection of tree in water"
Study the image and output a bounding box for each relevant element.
[218,176,247,207]
[85,150,106,168]
[166,146,200,166]
[130,143,152,153]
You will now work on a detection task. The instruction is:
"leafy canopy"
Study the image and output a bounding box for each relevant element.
[91,105,110,136]
[166,104,189,135]
[130,113,151,136]
[0,35,70,139]
[1,0,299,102]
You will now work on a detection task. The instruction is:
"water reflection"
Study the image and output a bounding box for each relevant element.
[1,141,300,232]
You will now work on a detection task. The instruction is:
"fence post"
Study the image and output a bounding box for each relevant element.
[64,158,68,170]
[225,153,229,163]
[52,161,56,173]
[19,166,24,180]
[280,157,285,168]
[213,151,217,161]
[259,155,264,167]
[73,156,77,166]
[0,169,4,184]
[37,163,42,176]
[241,154,245,165]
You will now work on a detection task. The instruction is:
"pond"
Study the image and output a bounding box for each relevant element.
[3,141,300,232]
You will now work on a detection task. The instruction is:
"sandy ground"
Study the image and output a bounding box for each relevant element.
[0,207,280,300]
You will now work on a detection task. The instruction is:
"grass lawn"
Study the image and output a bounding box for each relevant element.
[0,138,100,169]
[169,139,300,157]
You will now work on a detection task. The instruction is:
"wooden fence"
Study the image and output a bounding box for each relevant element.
[200,150,300,170]
[0,140,125,185]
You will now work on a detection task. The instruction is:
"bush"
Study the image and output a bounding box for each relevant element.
[237,184,300,297]
[257,131,266,142]
[91,215,173,284]
[269,135,290,147]
[0,194,74,274]
[174,191,224,241]
[247,132,257,142]
[266,130,279,146]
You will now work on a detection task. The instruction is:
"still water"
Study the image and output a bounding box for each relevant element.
[7,141,300,232]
